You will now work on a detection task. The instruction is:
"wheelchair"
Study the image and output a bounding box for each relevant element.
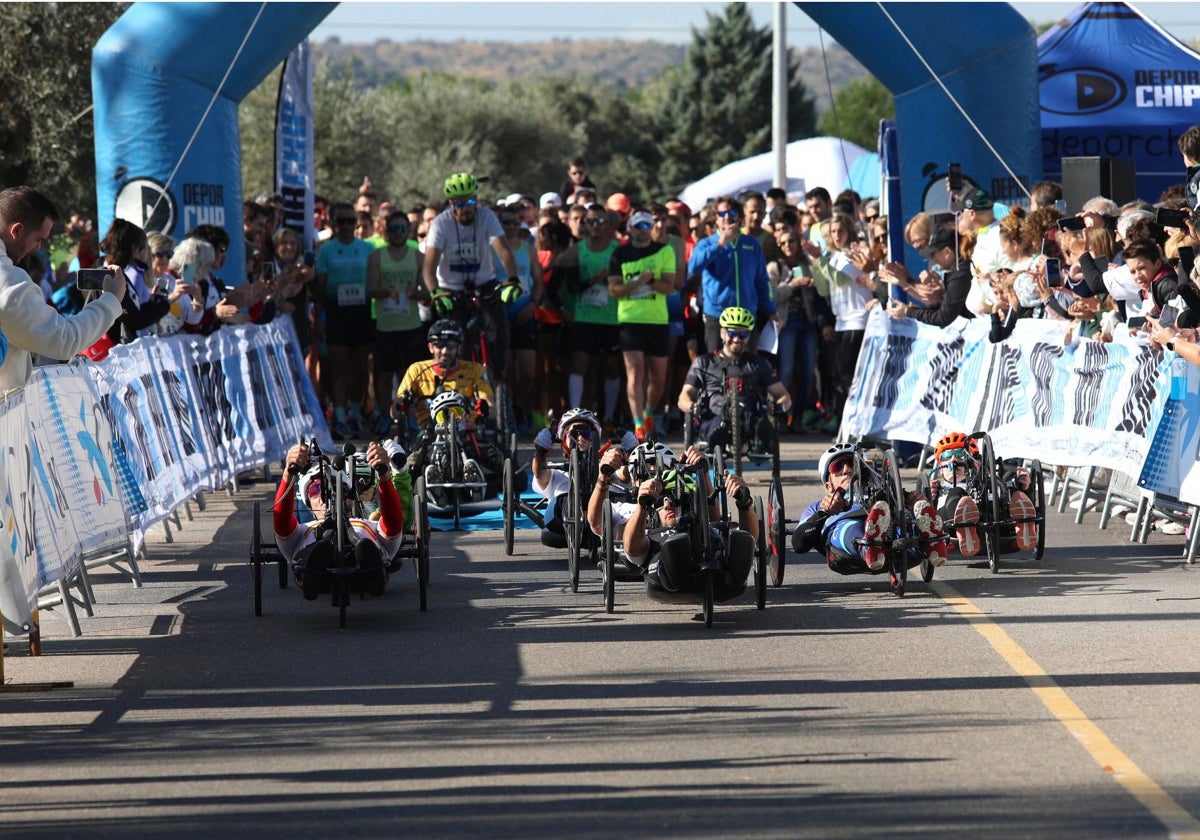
[596,459,769,627]
[401,390,513,530]
[916,431,1046,573]
[250,440,430,629]
[683,372,782,479]
[501,434,601,593]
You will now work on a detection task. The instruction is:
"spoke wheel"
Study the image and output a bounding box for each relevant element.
[980,435,1003,574]
[502,457,516,555]
[1031,459,1047,561]
[753,496,767,610]
[768,477,786,587]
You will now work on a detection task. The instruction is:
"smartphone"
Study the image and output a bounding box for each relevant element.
[1159,304,1180,328]
[948,162,963,192]
[260,261,275,284]
[1157,207,1191,229]
[1179,246,1196,278]
[303,250,315,267]
[1045,258,1063,288]
[76,268,110,291]
[182,263,196,287]
[1057,216,1086,232]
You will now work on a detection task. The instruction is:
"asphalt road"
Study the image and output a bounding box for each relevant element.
[3,437,1199,839]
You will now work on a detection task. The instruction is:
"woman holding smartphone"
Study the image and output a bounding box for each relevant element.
[767,229,831,433]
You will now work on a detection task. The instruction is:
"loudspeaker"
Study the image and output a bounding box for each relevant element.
[1061,156,1136,213]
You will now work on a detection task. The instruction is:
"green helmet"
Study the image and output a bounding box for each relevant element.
[719,306,755,330]
[659,468,697,500]
[443,172,479,199]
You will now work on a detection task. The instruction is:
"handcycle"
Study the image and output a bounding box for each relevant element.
[682,372,783,479]
[916,431,1046,573]
[250,440,430,628]
[597,457,769,627]
[433,281,513,444]
[501,432,600,593]
[399,389,514,530]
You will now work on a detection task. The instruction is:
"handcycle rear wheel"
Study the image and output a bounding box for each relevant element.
[502,457,516,555]
[767,477,786,587]
[252,500,264,617]
[1031,458,1047,561]
[414,477,430,611]
[753,496,767,610]
[602,498,615,613]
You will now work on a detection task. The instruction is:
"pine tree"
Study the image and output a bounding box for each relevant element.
[657,3,817,196]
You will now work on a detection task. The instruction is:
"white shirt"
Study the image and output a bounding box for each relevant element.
[426,206,505,291]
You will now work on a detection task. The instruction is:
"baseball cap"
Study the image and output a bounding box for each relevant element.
[627,210,654,229]
[666,199,692,219]
[502,193,524,208]
[957,188,993,212]
[540,191,563,208]
[606,193,631,215]
[923,227,958,254]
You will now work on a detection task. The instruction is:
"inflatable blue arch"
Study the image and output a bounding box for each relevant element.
[92,2,1040,284]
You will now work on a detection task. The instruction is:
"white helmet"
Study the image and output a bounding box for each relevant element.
[628,441,675,481]
[818,443,856,483]
[429,390,470,425]
[557,408,602,450]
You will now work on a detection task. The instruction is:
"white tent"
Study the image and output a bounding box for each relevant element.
[678,136,874,209]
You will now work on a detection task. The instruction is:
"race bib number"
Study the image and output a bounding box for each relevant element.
[380,295,410,316]
[582,283,609,307]
[447,241,483,276]
[337,283,366,306]
[627,282,653,301]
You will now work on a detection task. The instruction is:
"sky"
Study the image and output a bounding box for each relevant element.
[309,2,1200,48]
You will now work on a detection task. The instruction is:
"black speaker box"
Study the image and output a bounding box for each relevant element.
[1061,156,1136,213]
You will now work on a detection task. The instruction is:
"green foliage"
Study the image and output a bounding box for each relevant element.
[816,76,894,151]
[655,3,817,195]
[0,3,129,219]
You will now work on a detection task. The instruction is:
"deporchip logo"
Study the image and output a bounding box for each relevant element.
[1040,66,1126,115]
[114,177,177,234]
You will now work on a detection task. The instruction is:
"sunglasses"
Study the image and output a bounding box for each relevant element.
[452,198,477,208]
[387,225,409,234]
[417,231,428,239]
[431,340,460,349]
[939,448,971,463]
[335,218,356,226]
[716,209,739,219]
[827,459,854,476]
[567,426,594,441]
[154,250,173,259]
[585,218,607,227]
[631,222,653,231]
[725,330,750,340]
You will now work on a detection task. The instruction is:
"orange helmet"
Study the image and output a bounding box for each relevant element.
[934,432,978,462]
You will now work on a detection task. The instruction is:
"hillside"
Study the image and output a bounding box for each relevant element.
[311,37,868,112]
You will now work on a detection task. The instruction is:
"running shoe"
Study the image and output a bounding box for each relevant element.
[1009,492,1038,551]
[954,496,982,557]
[862,500,891,572]
[912,500,948,567]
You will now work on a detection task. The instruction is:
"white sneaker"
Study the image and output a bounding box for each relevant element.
[1157,520,1187,536]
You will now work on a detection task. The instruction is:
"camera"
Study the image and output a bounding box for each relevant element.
[76,268,111,291]
[1156,207,1192,229]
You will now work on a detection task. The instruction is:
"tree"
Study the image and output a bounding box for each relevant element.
[816,76,894,151]
[0,3,130,219]
[656,3,817,196]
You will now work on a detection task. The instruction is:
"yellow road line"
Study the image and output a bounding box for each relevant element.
[933,580,1200,839]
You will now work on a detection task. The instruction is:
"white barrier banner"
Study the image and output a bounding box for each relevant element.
[844,310,1171,472]
[1138,360,1200,504]
[0,392,36,635]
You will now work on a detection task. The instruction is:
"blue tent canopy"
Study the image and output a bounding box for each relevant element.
[1038,1,1200,201]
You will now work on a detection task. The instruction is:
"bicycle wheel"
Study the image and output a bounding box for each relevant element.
[567,446,582,592]
[771,412,781,479]
[767,477,786,587]
[753,496,767,610]
[252,500,263,616]
[980,435,1003,574]
[495,381,511,444]
[415,479,430,611]
[1031,459,1047,561]
[502,457,516,555]
[602,498,615,613]
[703,573,714,628]
[729,380,743,476]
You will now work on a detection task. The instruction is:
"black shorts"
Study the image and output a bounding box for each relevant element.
[374,325,428,373]
[618,323,669,357]
[326,305,375,347]
[510,322,538,351]
[569,321,620,356]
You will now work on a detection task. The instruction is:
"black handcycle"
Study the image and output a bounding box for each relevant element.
[683,372,782,479]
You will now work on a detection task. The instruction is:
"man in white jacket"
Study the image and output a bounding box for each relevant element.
[0,186,125,393]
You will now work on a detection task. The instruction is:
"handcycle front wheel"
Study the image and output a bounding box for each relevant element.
[767,476,786,587]
[502,457,516,555]
[979,435,1003,574]
[884,450,910,597]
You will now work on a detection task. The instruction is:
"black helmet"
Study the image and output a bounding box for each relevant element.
[428,318,464,345]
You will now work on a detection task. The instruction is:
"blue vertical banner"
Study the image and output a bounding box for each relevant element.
[276,40,316,253]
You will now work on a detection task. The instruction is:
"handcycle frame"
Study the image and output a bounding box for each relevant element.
[597,458,768,626]
[439,283,512,444]
[683,372,782,479]
[250,440,430,628]
[917,431,1046,573]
